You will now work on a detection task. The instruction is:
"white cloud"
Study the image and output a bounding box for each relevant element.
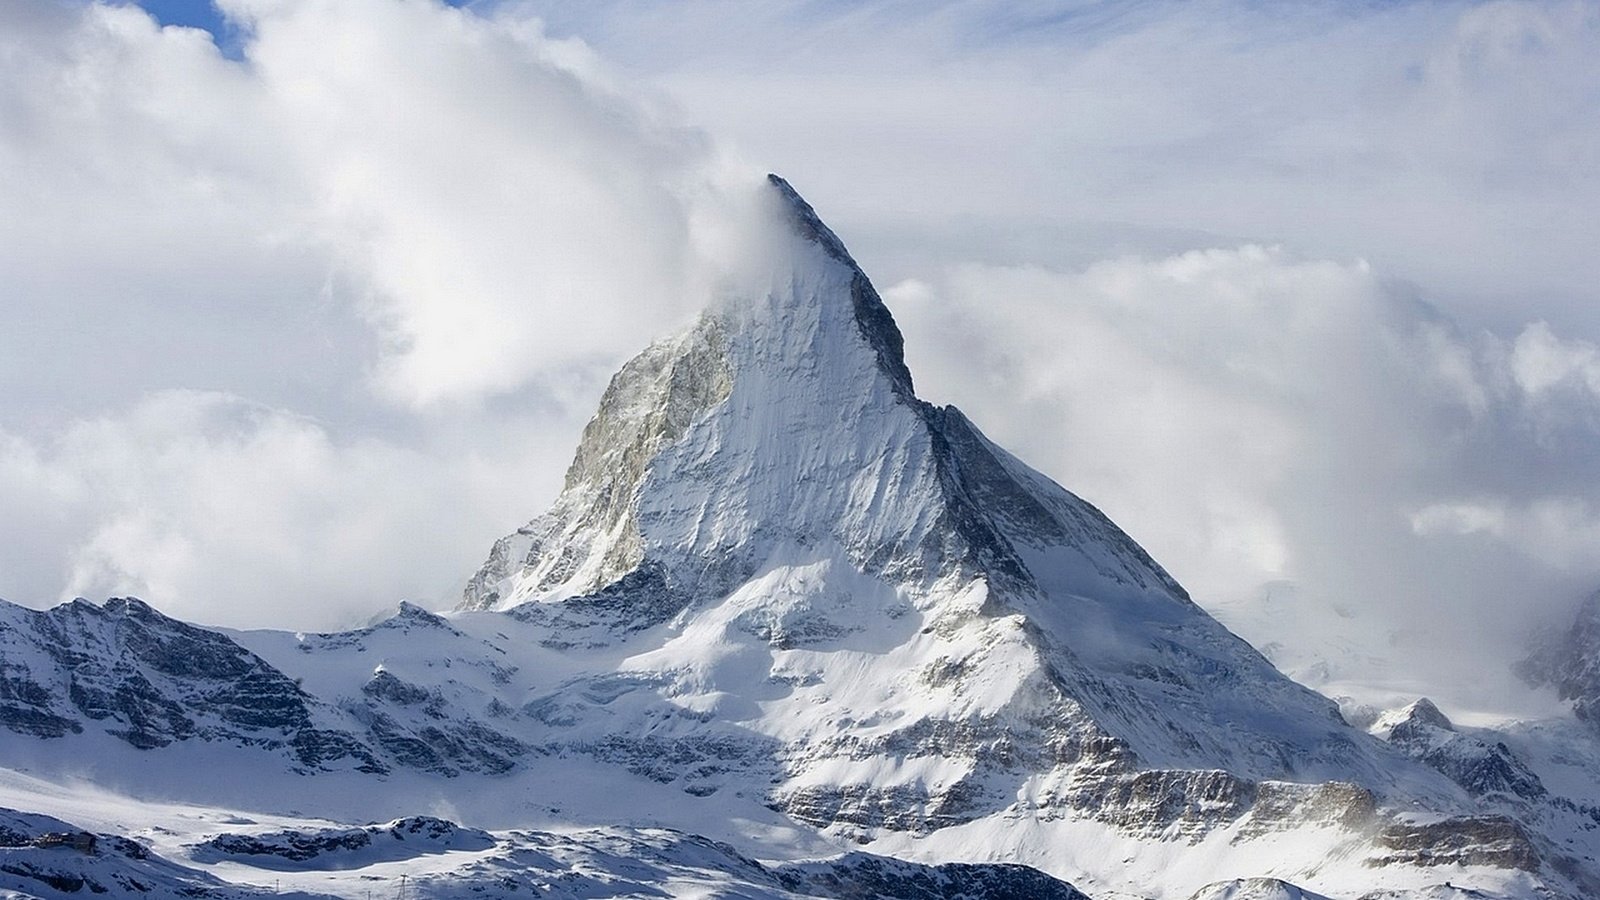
[1410,501,1509,539]
[889,245,1600,704]
[543,0,1600,333]
[0,0,761,627]
[1511,321,1600,398]
[0,0,761,418]
[0,389,576,628]
[226,0,753,407]
[2,0,1599,710]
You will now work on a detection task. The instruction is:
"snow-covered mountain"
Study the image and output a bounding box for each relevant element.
[3,175,1600,899]
[1521,589,1600,731]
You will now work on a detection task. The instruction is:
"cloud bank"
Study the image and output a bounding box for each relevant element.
[2,0,1599,714]
[0,0,758,626]
[548,0,1600,330]
[888,247,1600,710]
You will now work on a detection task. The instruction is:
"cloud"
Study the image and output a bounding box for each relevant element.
[887,245,1600,709]
[542,0,1600,333]
[0,389,578,628]
[1511,321,1600,399]
[0,0,759,419]
[3,0,1599,713]
[226,0,751,407]
[0,0,762,626]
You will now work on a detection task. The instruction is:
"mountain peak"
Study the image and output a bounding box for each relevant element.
[1519,586,1600,731]
[5,174,1583,900]
[458,175,1394,791]
[764,173,914,396]
[765,173,853,264]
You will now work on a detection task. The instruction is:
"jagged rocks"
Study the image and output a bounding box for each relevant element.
[1370,815,1541,871]
[0,597,382,772]
[1371,699,1545,800]
[1520,590,1600,732]
[191,816,496,868]
[774,852,1092,899]
[0,667,80,739]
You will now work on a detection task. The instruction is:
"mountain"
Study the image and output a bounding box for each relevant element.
[452,176,1417,837]
[1368,699,1544,801]
[1520,589,1600,730]
[3,175,1600,898]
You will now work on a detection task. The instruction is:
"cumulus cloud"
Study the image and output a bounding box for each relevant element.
[544,0,1600,332]
[1511,322,1600,400]
[0,389,580,628]
[0,0,759,419]
[0,0,761,626]
[228,0,747,407]
[3,0,1600,716]
[887,246,1600,710]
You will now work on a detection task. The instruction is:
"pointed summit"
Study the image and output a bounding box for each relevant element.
[460,173,1413,806]
[4,175,1571,900]
[1520,588,1600,730]
[765,173,914,394]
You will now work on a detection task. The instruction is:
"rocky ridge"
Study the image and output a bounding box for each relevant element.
[1520,590,1600,731]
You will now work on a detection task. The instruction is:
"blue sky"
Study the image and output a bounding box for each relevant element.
[134,0,227,32]
[131,0,471,56]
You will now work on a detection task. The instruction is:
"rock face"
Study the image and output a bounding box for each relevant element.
[0,596,537,778]
[0,596,378,771]
[1371,699,1545,800]
[1370,815,1542,872]
[1521,589,1600,730]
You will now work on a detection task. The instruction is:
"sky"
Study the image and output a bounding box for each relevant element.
[3,0,1599,714]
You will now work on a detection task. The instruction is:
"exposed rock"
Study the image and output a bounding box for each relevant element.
[191,816,495,868]
[1372,699,1545,799]
[1370,815,1541,871]
[775,852,1092,899]
[1520,590,1600,733]
[0,596,382,772]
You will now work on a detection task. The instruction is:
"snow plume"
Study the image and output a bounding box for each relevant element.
[550,0,1600,333]
[0,0,763,627]
[889,247,1600,713]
